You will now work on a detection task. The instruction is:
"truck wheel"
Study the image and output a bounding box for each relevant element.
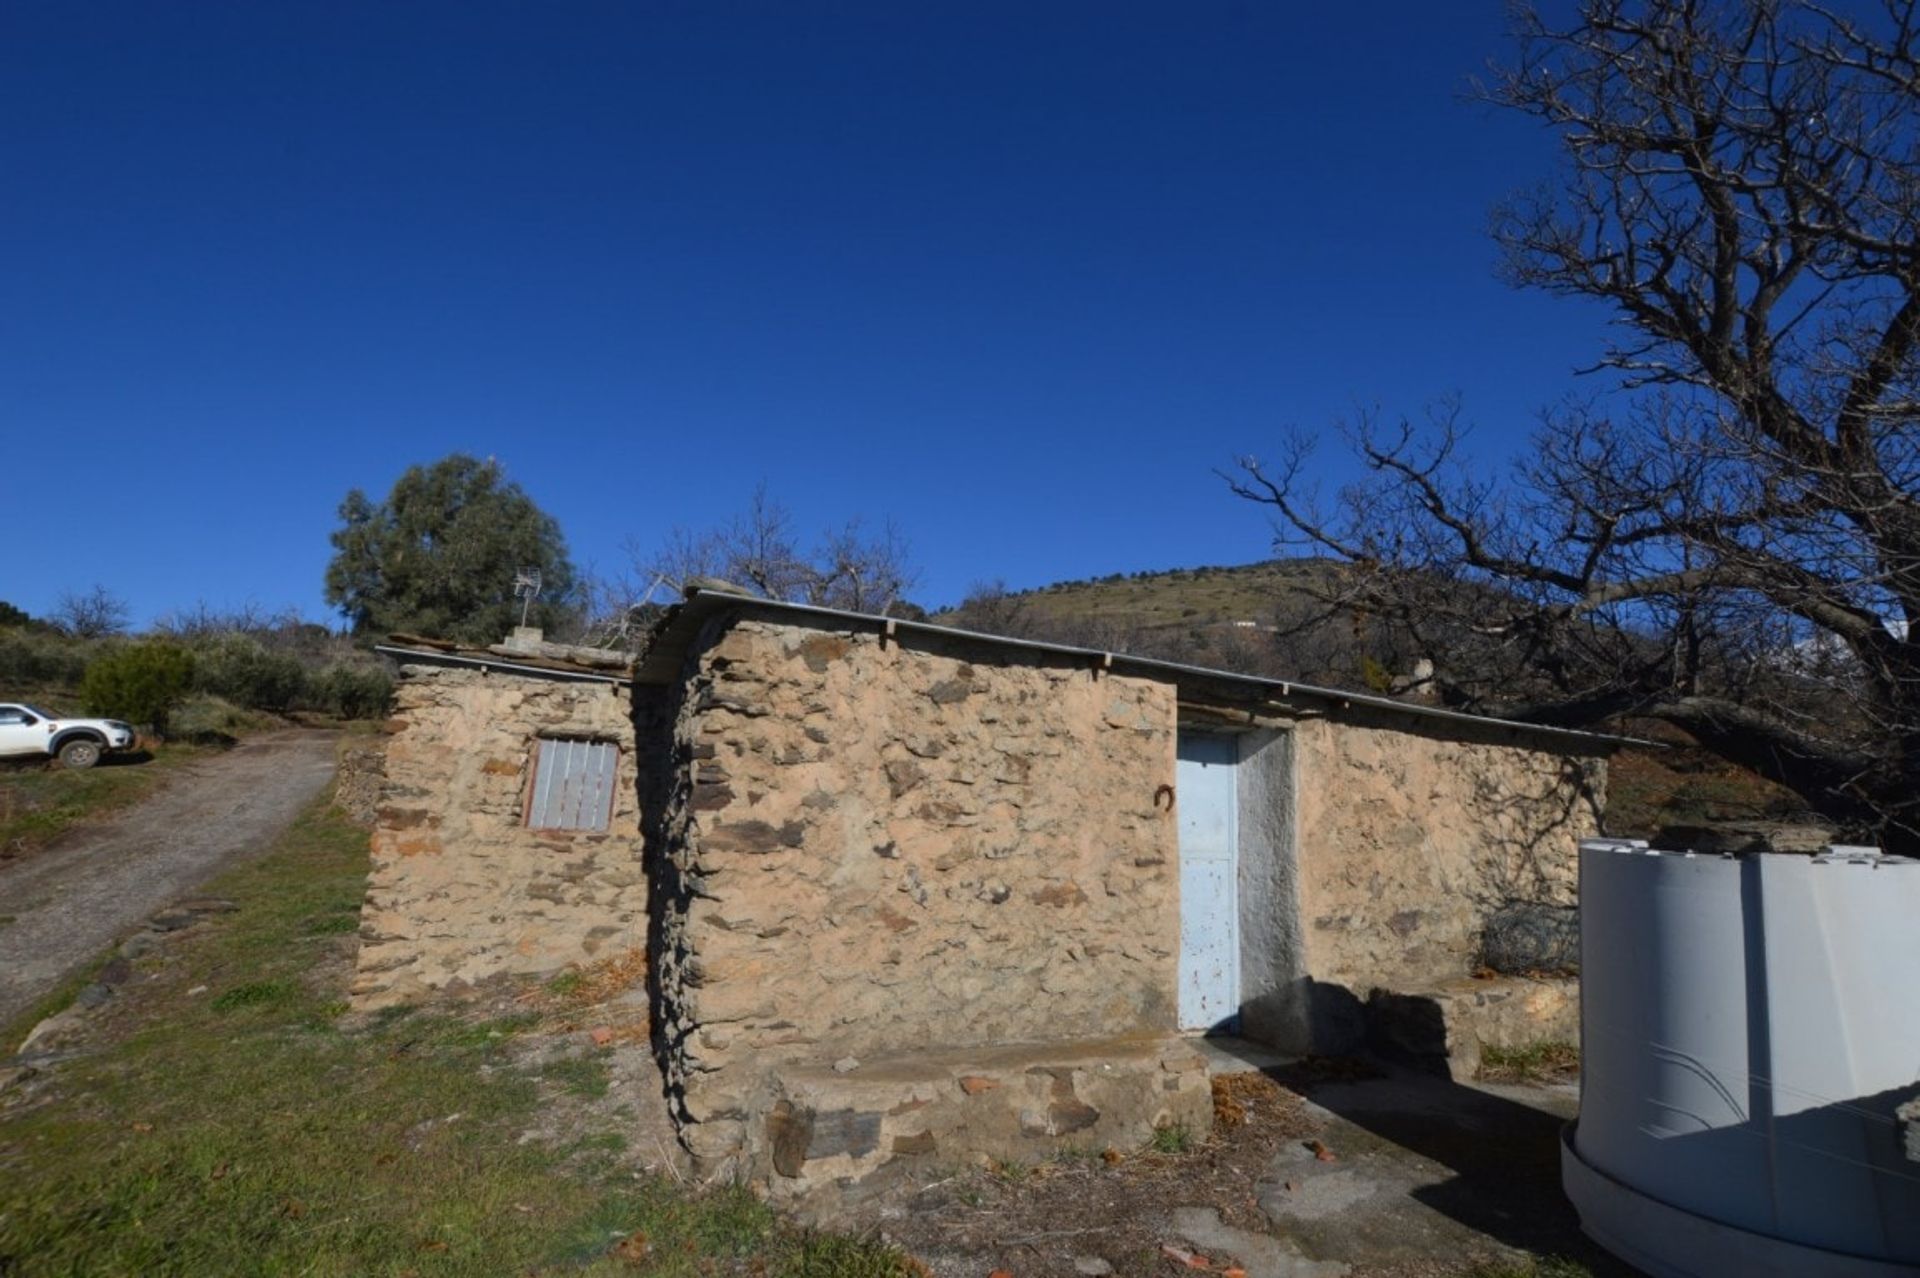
[57,738,103,769]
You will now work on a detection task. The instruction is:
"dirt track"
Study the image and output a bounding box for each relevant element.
[0,730,339,1028]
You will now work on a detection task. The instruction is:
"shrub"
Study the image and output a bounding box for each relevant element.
[308,663,393,720]
[191,633,309,712]
[0,628,90,687]
[169,694,275,744]
[79,642,194,734]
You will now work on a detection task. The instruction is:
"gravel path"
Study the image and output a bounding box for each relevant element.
[0,730,340,1027]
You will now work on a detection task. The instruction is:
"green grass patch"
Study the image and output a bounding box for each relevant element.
[1463,1257,1593,1278]
[1477,1040,1581,1084]
[1147,1121,1195,1154]
[545,1053,613,1099]
[0,742,213,861]
[0,795,917,1278]
[301,911,362,936]
[210,979,298,1012]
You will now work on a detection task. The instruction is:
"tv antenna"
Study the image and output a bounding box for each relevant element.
[513,567,543,627]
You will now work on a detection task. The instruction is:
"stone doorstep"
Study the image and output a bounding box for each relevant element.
[753,1033,1213,1204]
[1366,975,1578,1082]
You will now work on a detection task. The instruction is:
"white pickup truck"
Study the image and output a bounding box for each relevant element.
[0,703,136,768]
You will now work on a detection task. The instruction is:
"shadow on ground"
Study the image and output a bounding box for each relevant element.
[1242,1045,1640,1276]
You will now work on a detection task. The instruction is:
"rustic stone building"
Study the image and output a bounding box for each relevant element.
[353,632,643,1008]
[361,589,1620,1197]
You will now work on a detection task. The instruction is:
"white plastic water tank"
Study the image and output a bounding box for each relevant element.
[1564,839,1920,1278]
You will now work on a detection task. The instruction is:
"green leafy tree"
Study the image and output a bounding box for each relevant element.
[192,634,310,713]
[81,643,194,734]
[0,600,33,628]
[325,455,578,642]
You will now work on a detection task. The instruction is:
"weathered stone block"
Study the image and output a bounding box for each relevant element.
[805,1109,882,1161]
[754,1035,1210,1210]
[705,819,805,853]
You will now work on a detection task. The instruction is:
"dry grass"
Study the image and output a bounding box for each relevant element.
[1605,723,1806,838]
[542,947,647,1010]
[1476,1041,1581,1085]
[531,947,649,1044]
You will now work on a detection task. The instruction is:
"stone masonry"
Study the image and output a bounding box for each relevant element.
[1292,717,1605,996]
[648,618,1184,1177]
[353,665,644,1008]
[357,601,1618,1184]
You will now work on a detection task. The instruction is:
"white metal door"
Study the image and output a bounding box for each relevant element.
[1177,732,1239,1031]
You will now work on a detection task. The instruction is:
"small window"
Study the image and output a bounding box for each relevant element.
[526,738,619,832]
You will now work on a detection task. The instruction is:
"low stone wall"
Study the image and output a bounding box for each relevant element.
[352,665,645,1008]
[1292,718,1605,998]
[761,1035,1212,1216]
[650,616,1182,1175]
[1367,976,1578,1081]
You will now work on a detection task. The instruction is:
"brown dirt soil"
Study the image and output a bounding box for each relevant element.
[874,1056,1616,1278]
[881,1072,1318,1277]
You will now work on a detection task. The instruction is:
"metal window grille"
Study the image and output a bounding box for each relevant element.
[526,737,618,831]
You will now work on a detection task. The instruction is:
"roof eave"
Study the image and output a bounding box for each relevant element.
[633,589,1652,751]
[375,644,631,685]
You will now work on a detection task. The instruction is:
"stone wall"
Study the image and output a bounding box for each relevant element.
[1291,717,1605,998]
[352,665,645,1008]
[650,617,1182,1173]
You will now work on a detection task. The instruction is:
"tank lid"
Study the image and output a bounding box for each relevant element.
[1579,838,1651,853]
[1814,844,1920,866]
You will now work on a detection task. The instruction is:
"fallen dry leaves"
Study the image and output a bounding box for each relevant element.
[1210,1076,1248,1127]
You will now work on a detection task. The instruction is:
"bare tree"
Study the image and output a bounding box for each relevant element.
[53,585,131,639]
[636,485,920,616]
[1231,0,1920,852]
[947,579,1035,637]
[564,561,670,651]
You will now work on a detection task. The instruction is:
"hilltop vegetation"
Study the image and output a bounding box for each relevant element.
[955,559,1330,636]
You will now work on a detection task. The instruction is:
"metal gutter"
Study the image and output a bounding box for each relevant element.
[374,644,630,685]
[634,590,1653,751]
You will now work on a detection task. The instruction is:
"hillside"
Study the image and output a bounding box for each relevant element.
[931,559,1374,687]
[941,559,1335,637]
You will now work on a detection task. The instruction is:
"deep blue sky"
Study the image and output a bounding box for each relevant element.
[3,2,1612,627]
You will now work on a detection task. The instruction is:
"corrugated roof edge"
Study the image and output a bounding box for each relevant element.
[634,589,1652,752]
[374,644,631,685]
